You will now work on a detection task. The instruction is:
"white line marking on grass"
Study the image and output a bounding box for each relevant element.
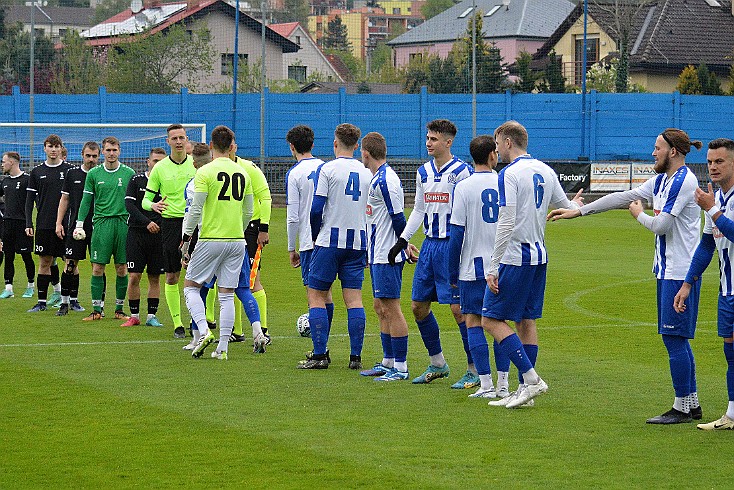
[562,277,658,326]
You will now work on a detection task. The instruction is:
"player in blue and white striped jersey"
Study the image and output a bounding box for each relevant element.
[551,128,703,423]
[484,121,582,409]
[285,125,335,335]
[359,132,416,381]
[448,135,511,399]
[675,138,734,430]
[299,123,373,370]
[388,119,477,388]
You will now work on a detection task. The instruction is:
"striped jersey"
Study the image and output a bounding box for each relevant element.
[450,170,499,281]
[706,186,734,295]
[405,157,472,240]
[636,166,700,280]
[286,157,324,252]
[497,155,570,266]
[367,163,405,265]
[313,157,372,250]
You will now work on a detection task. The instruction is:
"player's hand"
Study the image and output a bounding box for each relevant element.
[571,188,585,207]
[179,239,191,265]
[147,221,160,234]
[289,250,301,268]
[486,274,499,294]
[406,243,420,264]
[72,227,86,241]
[547,208,581,221]
[388,238,408,266]
[152,195,168,214]
[55,223,65,239]
[258,231,269,247]
[25,227,34,237]
[673,282,692,313]
[628,200,644,218]
[695,183,716,212]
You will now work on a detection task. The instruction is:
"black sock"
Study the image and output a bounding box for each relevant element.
[147,297,159,315]
[37,274,51,302]
[70,274,80,299]
[129,299,140,315]
[61,271,74,298]
[50,263,60,287]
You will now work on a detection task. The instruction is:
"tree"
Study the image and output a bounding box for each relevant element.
[324,48,363,81]
[322,15,351,52]
[454,12,507,93]
[697,63,722,95]
[274,0,310,25]
[676,65,702,95]
[0,22,55,94]
[513,50,540,93]
[105,25,215,93]
[50,31,103,94]
[425,54,464,93]
[592,0,655,93]
[403,55,429,93]
[421,0,455,20]
[538,50,565,93]
[728,64,734,96]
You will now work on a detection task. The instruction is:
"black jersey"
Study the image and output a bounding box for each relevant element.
[25,161,72,230]
[126,172,162,228]
[0,172,30,221]
[61,166,93,231]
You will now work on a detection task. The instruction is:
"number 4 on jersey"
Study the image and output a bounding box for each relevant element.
[344,172,361,201]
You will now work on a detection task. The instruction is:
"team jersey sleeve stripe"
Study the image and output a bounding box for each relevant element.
[662,168,686,215]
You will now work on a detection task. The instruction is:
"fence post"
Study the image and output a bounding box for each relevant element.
[263,87,270,157]
[673,91,681,128]
[98,86,107,122]
[504,89,512,120]
[180,87,188,122]
[339,87,346,125]
[589,90,597,161]
[12,86,21,122]
[420,86,428,159]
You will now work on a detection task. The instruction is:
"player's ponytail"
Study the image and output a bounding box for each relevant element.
[660,128,701,155]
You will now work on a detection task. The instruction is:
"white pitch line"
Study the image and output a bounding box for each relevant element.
[563,277,658,326]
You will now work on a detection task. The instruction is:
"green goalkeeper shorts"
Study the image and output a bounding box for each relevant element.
[90,216,128,265]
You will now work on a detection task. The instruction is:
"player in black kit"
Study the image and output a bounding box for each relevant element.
[54,141,101,315]
[122,148,166,327]
[25,135,72,312]
[0,151,36,299]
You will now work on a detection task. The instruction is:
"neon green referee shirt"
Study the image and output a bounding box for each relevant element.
[142,154,195,218]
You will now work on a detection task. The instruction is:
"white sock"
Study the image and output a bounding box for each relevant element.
[147,313,155,320]
[251,320,263,339]
[727,401,734,420]
[61,295,70,305]
[183,286,208,333]
[497,371,510,389]
[192,329,200,344]
[217,292,235,352]
[53,283,61,293]
[521,368,539,385]
[395,361,407,372]
[5,284,12,292]
[131,313,140,319]
[27,282,34,289]
[479,373,494,391]
[381,357,395,368]
[430,352,446,368]
[673,397,688,413]
[688,392,700,408]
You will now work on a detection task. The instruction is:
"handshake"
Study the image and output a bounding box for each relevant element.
[387,238,419,266]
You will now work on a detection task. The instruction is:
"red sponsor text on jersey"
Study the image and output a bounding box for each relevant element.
[425,192,450,203]
[653,209,660,216]
[366,204,373,216]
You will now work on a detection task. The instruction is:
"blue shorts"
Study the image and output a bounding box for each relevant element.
[718,294,734,338]
[370,262,404,299]
[482,264,546,322]
[459,279,486,316]
[300,249,313,286]
[657,279,699,338]
[412,238,460,304]
[308,246,367,291]
[204,247,252,290]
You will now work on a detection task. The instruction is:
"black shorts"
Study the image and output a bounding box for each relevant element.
[161,217,184,273]
[126,227,165,274]
[2,219,33,254]
[34,228,65,258]
[64,223,92,261]
[245,220,261,270]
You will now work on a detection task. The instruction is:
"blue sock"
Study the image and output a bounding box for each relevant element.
[467,326,490,375]
[458,321,473,365]
[326,302,335,336]
[519,344,539,383]
[417,312,442,356]
[662,334,692,398]
[392,335,408,364]
[685,340,697,393]
[309,307,329,355]
[498,334,533,375]
[199,285,209,304]
[190,319,198,332]
[725,342,734,401]
[493,340,511,372]
[380,332,393,359]
[235,286,261,324]
[347,307,366,357]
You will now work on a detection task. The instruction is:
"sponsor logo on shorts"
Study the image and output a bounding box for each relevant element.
[662,324,676,329]
[425,192,449,203]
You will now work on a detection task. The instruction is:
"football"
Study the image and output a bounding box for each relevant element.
[296,313,311,338]
[72,228,86,241]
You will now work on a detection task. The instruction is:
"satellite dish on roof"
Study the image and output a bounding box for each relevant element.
[131,0,143,14]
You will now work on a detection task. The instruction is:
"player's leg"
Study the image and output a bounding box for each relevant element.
[211,241,247,359]
[184,242,222,358]
[124,272,143,326]
[145,273,162,327]
[449,302,479,390]
[111,219,130,319]
[338,249,368,370]
[161,217,185,338]
[246,225,268,337]
[84,219,114,320]
[699,295,734,429]
[460,280,494,397]
[48,259,61,306]
[1,226,15,297]
[493,339,511,397]
[56,258,75,316]
[28,251,54,312]
[299,246,338,368]
[233,248,265,352]
[367,262,407,380]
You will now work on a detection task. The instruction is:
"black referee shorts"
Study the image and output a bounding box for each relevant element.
[160,217,184,273]
[126,227,165,274]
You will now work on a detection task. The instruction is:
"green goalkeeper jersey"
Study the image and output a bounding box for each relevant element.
[77,164,135,223]
[143,154,196,218]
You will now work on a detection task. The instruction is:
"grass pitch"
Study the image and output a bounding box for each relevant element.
[0,209,730,489]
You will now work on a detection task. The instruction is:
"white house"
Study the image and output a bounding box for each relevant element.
[270,22,343,83]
